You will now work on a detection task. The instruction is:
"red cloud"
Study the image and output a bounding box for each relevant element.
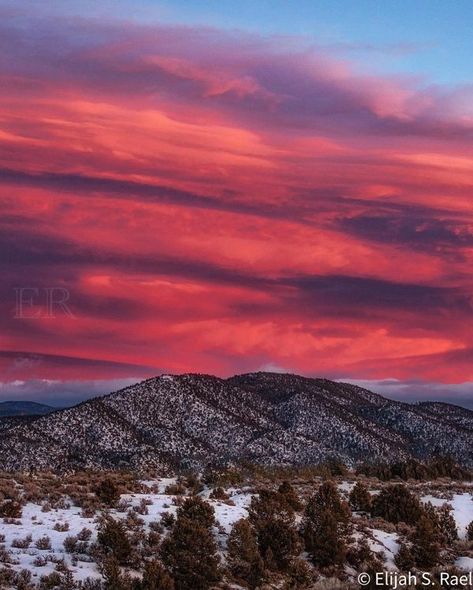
[1,10,473,396]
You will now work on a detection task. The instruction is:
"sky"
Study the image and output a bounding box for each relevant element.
[1,1,473,407]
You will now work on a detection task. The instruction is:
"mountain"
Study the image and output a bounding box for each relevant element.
[0,401,56,417]
[0,372,471,473]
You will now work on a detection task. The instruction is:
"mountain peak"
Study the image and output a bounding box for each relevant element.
[0,372,471,473]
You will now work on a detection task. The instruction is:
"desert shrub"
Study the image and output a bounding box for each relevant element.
[38,571,62,589]
[346,537,374,569]
[116,499,131,513]
[146,530,162,550]
[164,483,186,496]
[78,527,93,541]
[54,522,70,532]
[358,456,470,481]
[33,555,50,567]
[125,509,144,530]
[12,534,32,549]
[64,535,78,553]
[202,467,243,488]
[208,487,229,501]
[95,478,121,508]
[149,520,163,533]
[35,536,52,550]
[0,545,12,564]
[134,499,150,516]
[184,474,203,495]
[12,569,34,590]
[160,512,175,529]
[81,579,103,590]
[371,484,423,524]
[0,500,22,519]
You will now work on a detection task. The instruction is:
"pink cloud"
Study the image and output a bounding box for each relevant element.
[1,10,473,395]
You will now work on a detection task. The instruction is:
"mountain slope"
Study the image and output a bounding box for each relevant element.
[0,372,471,472]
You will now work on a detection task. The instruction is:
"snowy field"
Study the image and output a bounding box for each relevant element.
[0,476,472,587]
[0,478,251,585]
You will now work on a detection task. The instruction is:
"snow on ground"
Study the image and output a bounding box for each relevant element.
[338,481,356,496]
[422,493,473,538]
[456,556,473,571]
[0,478,252,584]
[368,529,399,570]
[1,503,101,583]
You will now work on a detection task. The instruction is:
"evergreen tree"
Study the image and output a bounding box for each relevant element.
[101,557,134,590]
[227,519,265,589]
[278,481,302,512]
[438,505,458,545]
[285,558,313,589]
[138,560,175,590]
[176,496,215,529]
[305,481,351,528]
[468,521,473,541]
[394,542,415,571]
[306,508,346,567]
[349,482,372,513]
[161,499,220,590]
[411,515,440,568]
[248,490,300,571]
[371,484,423,525]
[97,517,132,565]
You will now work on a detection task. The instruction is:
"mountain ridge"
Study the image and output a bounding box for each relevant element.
[0,372,471,473]
[0,400,57,417]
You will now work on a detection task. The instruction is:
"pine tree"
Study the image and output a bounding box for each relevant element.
[278,481,302,512]
[101,557,134,590]
[227,519,265,589]
[248,490,300,571]
[305,481,351,529]
[371,484,422,525]
[161,500,220,590]
[97,517,132,565]
[303,481,350,568]
[349,482,372,513]
[176,496,215,529]
[412,515,440,568]
[394,542,415,571]
[139,560,175,590]
[438,505,458,545]
[468,521,473,541]
[306,508,346,567]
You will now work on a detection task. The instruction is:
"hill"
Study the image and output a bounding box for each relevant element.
[0,372,471,472]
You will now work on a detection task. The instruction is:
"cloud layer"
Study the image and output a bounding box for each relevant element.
[1,9,473,403]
